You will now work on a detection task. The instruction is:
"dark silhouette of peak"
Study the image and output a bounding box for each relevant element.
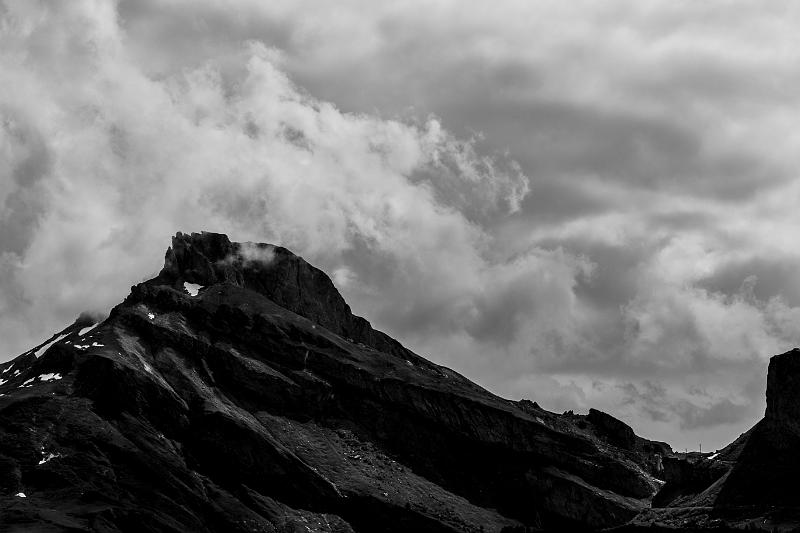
[154,231,415,362]
[765,347,800,427]
[1,232,687,532]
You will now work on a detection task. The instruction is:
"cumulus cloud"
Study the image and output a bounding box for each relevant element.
[4,0,800,451]
[0,0,541,363]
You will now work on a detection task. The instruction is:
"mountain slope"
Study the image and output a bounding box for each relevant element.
[0,232,669,532]
[625,348,800,531]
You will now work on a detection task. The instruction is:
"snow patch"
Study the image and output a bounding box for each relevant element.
[91,342,104,347]
[78,323,99,336]
[708,452,720,460]
[14,492,25,498]
[0,378,6,386]
[38,452,60,465]
[74,345,90,350]
[148,313,155,320]
[184,282,203,296]
[1,364,11,374]
[19,373,62,387]
[34,333,70,358]
[13,370,20,376]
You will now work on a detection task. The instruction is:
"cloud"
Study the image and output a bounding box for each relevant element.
[4,0,800,452]
[0,0,535,361]
[697,258,800,307]
[618,380,754,432]
[674,398,750,431]
[218,242,276,267]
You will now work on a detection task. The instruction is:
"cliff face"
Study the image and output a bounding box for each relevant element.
[0,232,667,533]
[765,348,800,428]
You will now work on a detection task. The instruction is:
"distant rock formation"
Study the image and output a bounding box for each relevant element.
[622,348,800,531]
[1,231,672,532]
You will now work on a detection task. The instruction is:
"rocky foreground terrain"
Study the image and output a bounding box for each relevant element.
[0,232,795,532]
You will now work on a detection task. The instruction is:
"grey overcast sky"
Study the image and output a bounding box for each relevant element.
[3,1,800,451]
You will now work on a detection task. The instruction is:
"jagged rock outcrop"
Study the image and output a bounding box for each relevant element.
[158,232,414,360]
[765,348,800,429]
[0,232,670,532]
[587,408,637,451]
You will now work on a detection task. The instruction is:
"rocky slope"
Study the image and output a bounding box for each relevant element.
[0,232,671,532]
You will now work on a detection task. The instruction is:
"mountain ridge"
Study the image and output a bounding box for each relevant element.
[0,231,682,532]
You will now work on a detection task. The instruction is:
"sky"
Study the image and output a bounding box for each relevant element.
[2,0,800,451]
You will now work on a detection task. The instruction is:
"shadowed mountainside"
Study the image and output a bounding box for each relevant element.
[0,231,672,532]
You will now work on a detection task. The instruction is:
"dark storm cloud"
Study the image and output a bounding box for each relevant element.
[447,98,783,202]
[698,257,800,307]
[513,178,615,226]
[538,237,656,309]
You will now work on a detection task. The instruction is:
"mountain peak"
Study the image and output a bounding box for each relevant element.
[0,231,677,532]
[159,231,271,286]
[151,231,414,361]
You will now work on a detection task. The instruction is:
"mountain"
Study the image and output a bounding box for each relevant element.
[622,348,800,532]
[0,231,671,532]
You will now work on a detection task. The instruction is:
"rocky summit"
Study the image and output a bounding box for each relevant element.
[0,230,719,533]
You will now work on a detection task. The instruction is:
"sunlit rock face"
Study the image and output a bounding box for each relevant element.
[0,232,669,532]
